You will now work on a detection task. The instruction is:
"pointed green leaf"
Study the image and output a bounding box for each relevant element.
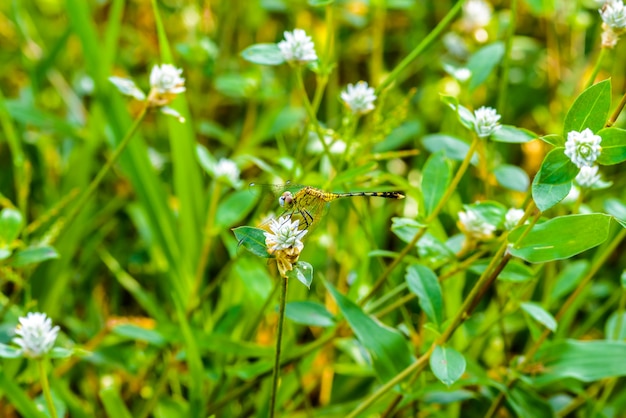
[531,168,571,211]
[537,148,578,185]
[0,344,22,359]
[232,226,270,258]
[521,302,557,332]
[440,95,475,130]
[467,42,505,91]
[491,125,536,143]
[540,134,564,146]
[285,301,335,327]
[421,134,479,165]
[422,151,451,218]
[597,127,626,165]
[430,345,466,386]
[563,79,611,136]
[325,280,414,382]
[494,164,530,192]
[287,261,313,289]
[406,264,443,327]
[508,213,611,262]
[11,246,59,267]
[0,208,24,244]
[240,43,285,66]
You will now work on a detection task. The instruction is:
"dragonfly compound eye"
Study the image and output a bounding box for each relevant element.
[279,192,293,207]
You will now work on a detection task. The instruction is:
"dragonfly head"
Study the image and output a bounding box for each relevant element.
[279,191,294,208]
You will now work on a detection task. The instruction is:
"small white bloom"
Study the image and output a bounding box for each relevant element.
[462,0,493,29]
[214,158,240,184]
[575,165,602,188]
[504,208,525,230]
[264,216,307,253]
[453,68,472,82]
[108,76,146,100]
[340,81,377,115]
[474,106,501,137]
[150,64,186,95]
[13,312,60,359]
[277,29,318,64]
[600,0,626,29]
[443,32,469,59]
[458,208,496,240]
[564,128,602,168]
[307,131,346,154]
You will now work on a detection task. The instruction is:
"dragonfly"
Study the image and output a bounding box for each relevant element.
[254,183,405,232]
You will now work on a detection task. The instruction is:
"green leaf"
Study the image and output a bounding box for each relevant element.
[285,301,335,327]
[232,226,270,258]
[112,324,167,347]
[540,134,564,147]
[521,302,557,332]
[287,262,313,289]
[240,43,285,66]
[605,198,626,228]
[537,148,578,185]
[215,189,260,230]
[549,260,588,303]
[467,42,505,91]
[308,0,334,5]
[325,280,414,382]
[535,340,626,384]
[421,134,479,165]
[0,208,24,244]
[440,95,475,130]
[507,382,553,418]
[405,264,444,327]
[49,347,74,358]
[0,371,47,418]
[0,343,22,358]
[100,385,134,418]
[491,125,536,143]
[531,167,571,212]
[465,201,507,227]
[422,152,451,218]
[10,246,59,267]
[508,213,612,262]
[469,259,535,282]
[430,345,466,386]
[606,311,626,340]
[597,127,626,165]
[493,164,529,192]
[563,79,611,136]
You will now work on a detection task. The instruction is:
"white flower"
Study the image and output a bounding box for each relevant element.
[307,131,346,154]
[108,76,146,100]
[602,27,621,48]
[600,0,626,29]
[277,29,318,64]
[340,81,377,115]
[504,208,525,230]
[462,0,492,29]
[443,32,469,59]
[575,165,602,188]
[149,64,186,95]
[453,68,472,82]
[564,128,602,168]
[458,208,496,240]
[474,106,501,137]
[13,312,60,359]
[264,216,307,253]
[214,158,240,184]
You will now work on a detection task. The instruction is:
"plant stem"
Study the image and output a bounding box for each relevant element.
[60,105,148,238]
[269,276,288,418]
[496,0,518,116]
[585,47,607,90]
[38,358,58,418]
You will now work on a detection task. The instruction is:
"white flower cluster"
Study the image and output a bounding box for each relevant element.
[503,208,525,230]
[264,216,307,254]
[564,128,602,168]
[13,312,60,359]
[458,208,496,240]
[214,158,240,186]
[599,1,626,47]
[340,81,377,115]
[474,106,501,138]
[462,0,493,30]
[278,29,318,64]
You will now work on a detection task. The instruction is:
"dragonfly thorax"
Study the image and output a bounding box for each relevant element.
[279,191,294,208]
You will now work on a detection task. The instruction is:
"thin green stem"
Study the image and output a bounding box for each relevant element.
[38,358,58,418]
[269,276,288,418]
[607,88,626,127]
[376,0,465,93]
[496,0,518,116]
[59,105,148,238]
[585,47,607,90]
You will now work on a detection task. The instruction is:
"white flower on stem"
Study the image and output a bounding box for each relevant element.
[458,208,496,240]
[13,312,60,359]
[504,208,525,230]
[575,165,602,188]
[340,81,377,115]
[149,64,186,95]
[214,158,240,185]
[277,29,318,64]
[264,216,307,254]
[108,76,146,100]
[600,0,626,29]
[564,128,602,168]
[473,106,501,137]
[462,0,493,29]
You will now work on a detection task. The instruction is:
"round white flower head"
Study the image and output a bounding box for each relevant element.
[13,312,60,359]
[150,64,186,95]
[575,165,602,188]
[504,208,525,230]
[458,208,496,240]
[474,106,501,137]
[277,29,318,64]
[564,128,602,168]
[340,81,377,115]
[264,216,308,254]
[462,0,493,29]
[214,158,240,184]
[600,0,626,29]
